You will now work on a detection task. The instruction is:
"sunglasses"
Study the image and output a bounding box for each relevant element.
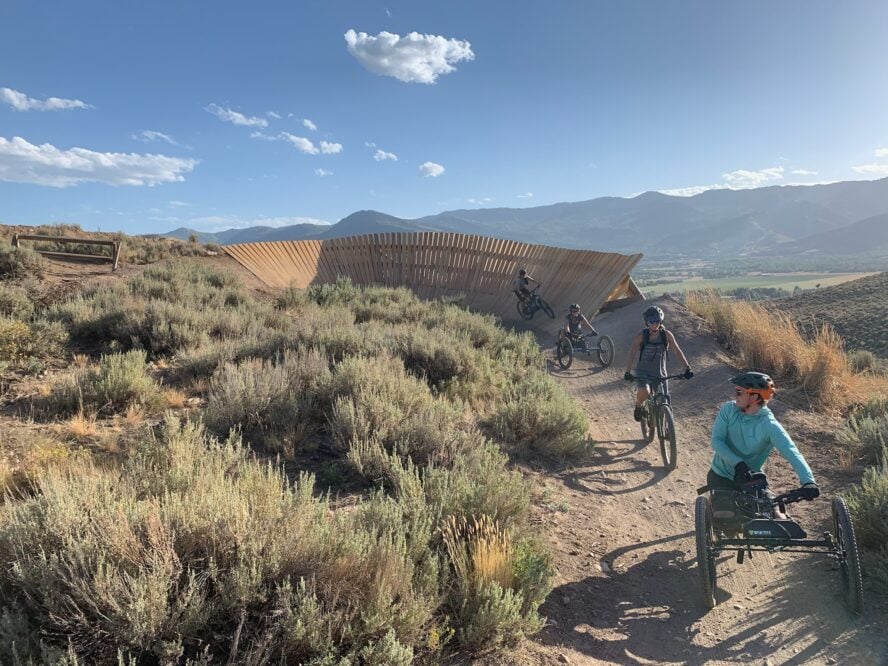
[734,388,750,397]
[645,318,662,325]
[570,308,579,313]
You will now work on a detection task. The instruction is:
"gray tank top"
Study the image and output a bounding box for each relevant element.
[634,329,668,378]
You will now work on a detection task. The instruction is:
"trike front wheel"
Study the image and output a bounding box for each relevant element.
[556,338,573,369]
[596,335,614,367]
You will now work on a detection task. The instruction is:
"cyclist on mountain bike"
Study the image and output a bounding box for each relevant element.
[563,303,598,338]
[513,268,538,303]
[706,371,819,519]
[624,305,693,421]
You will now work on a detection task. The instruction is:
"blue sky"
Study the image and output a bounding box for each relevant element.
[2,0,888,235]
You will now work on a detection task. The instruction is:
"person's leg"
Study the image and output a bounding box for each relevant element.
[633,382,650,421]
[707,469,738,520]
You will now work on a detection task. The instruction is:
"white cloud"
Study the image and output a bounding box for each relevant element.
[188,215,331,231]
[169,200,189,207]
[1,86,92,111]
[0,135,197,187]
[722,166,784,188]
[658,184,725,197]
[852,163,888,176]
[303,119,318,131]
[249,131,276,141]
[874,147,888,158]
[320,141,343,154]
[133,130,177,145]
[373,148,398,161]
[365,141,377,148]
[280,133,319,154]
[344,29,474,84]
[791,169,818,176]
[315,168,333,177]
[205,103,268,128]
[266,111,281,119]
[467,197,492,205]
[517,192,534,199]
[419,161,445,177]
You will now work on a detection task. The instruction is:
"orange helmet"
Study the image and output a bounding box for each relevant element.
[731,371,775,401]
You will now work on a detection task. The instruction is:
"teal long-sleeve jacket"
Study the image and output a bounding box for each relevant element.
[710,401,815,485]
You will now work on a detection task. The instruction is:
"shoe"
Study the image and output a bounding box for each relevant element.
[633,405,643,422]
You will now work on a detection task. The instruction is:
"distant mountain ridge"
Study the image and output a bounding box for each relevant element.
[163,177,888,257]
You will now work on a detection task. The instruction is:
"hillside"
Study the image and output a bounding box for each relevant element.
[164,177,888,257]
[772,270,888,357]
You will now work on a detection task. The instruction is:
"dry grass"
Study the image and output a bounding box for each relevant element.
[63,410,98,439]
[442,515,514,593]
[686,290,867,411]
[162,387,188,409]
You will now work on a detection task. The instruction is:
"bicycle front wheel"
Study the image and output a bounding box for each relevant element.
[658,404,677,471]
[695,495,718,609]
[556,338,573,369]
[832,497,863,615]
[596,335,614,367]
[540,299,555,319]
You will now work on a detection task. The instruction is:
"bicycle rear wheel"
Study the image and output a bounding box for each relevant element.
[640,403,655,443]
[658,404,677,471]
[695,495,718,609]
[540,298,555,318]
[556,338,573,369]
[516,300,533,320]
[832,497,863,615]
[596,335,614,367]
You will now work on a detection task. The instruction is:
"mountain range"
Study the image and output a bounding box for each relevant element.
[163,177,888,257]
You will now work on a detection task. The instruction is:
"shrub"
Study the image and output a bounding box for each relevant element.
[0,284,34,319]
[846,455,888,593]
[0,316,66,372]
[45,350,165,417]
[850,349,878,374]
[838,397,888,464]
[0,243,45,279]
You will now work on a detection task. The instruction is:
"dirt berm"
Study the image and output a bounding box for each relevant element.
[495,296,888,666]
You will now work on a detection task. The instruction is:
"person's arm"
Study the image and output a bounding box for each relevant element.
[665,330,691,370]
[581,314,596,332]
[527,275,539,285]
[767,416,816,485]
[711,403,744,469]
[624,332,642,374]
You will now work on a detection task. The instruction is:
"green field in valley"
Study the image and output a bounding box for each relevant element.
[643,272,878,296]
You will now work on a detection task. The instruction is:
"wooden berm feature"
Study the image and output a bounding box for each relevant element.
[224,233,643,323]
[12,234,122,271]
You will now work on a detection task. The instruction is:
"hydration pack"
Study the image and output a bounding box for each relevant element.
[639,327,669,361]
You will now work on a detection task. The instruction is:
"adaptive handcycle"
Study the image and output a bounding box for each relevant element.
[555,330,615,369]
[694,472,863,614]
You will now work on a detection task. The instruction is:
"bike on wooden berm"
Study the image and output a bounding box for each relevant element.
[516,285,555,320]
[626,372,691,471]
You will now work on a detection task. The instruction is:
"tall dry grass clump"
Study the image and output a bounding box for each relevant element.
[686,290,859,410]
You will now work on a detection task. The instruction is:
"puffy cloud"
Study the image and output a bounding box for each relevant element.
[303,119,318,131]
[791,169,818,176]
[280,133,319,154]
[467,197,492,204]
[205,103,268,128]
[419,161,445,177]
[133,130,177,145]
[266,111,281,119]
[1,86,92,111]
[0,135,197,187]
[722,166,784,188]
[188,215,331,231]
[320,141,343,154]
[874,147,888,158]
[315,168,333,177]
[344,29,474,84]
[852,163,888,176]
[373,148,398,161]
[517,192,534,199]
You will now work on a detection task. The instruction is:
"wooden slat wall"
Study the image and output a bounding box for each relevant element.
[224,233,642,322]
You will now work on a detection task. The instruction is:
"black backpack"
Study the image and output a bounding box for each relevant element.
[639,327,669,361]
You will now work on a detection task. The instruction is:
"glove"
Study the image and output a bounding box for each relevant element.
[624,371,634,382]
[799,483,820,500]
[683,368,694,380]
[733,461,752,484]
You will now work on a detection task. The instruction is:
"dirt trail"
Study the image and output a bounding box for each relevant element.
[503,297,888,666]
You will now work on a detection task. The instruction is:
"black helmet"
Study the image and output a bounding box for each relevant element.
[731,371,775,401]
[518,268,527,276]
[569,303,580,312]
[643,305,664,323]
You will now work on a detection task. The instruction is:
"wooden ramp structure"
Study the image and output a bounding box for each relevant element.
[224,233,643,322]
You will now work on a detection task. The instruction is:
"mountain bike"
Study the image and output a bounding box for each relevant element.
[694,473,863,614]
[555,330,614,369]
[516,285,555,320]
[628,372,690,470]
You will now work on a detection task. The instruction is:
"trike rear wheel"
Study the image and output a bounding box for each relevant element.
[695,495,718,609]
[832,497,863,615]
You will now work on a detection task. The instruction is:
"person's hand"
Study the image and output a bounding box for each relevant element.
[733,461,752,484]
[624,371,633,382]
[799,483,820,500]
[683,368,694,380]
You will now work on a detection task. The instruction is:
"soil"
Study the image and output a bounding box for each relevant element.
[492,297,888,665]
